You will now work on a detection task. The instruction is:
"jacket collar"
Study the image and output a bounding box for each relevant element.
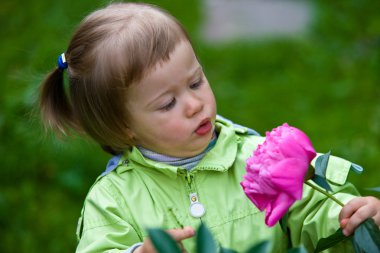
[116,120,238,178]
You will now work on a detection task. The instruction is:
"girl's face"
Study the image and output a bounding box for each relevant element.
[126,41,217,157]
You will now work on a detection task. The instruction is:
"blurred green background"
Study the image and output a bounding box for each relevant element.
[1,0,379,252]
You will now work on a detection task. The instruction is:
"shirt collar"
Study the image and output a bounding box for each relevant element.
[116,120,238,177]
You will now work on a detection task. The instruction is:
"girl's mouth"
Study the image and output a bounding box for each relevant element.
[195,119,212,136]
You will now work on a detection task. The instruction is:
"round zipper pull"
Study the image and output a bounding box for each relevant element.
[189,193,205,218]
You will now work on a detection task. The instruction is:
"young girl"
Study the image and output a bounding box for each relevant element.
[39,2,380,253]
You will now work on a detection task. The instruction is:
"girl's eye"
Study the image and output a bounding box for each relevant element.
[160,98,176,111]
[190,79,203,89]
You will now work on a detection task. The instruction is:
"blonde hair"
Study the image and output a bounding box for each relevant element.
[40,2,191,154]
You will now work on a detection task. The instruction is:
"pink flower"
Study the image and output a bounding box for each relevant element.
[241,123,316,227]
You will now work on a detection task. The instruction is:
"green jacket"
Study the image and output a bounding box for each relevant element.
[76,117,359,253]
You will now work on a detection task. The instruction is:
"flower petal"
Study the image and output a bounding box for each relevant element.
[289,127,317,161]
[241,181,272,211]
[279,135,312,162]
[266,158,308,200]
[265,193,296,227]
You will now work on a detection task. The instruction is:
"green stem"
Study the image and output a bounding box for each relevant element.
[305,181,344,207]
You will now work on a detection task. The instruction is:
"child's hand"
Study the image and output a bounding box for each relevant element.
[339,196,380,236]
[135,226,195,253]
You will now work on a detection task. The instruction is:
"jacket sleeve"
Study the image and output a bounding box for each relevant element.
[76,177,142,253]
[287,155,360,253]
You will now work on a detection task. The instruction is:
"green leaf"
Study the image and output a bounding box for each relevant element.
[314,228,351,253]
[287,245,308,253]
[220,247,238,253]
[312,152,332,191]
[315,151,331,178]
[245,240,269,253]
[353,218,380,253]
[147,228,182,253]
[197,223,217,253]
[352,239,362,253]
[312,175,332,192]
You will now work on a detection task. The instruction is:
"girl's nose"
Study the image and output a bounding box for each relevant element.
[185,93,203,118]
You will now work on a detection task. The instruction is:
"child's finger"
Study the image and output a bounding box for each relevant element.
[374,213,380,225]
[339,197,367,222]
[340,218,348,229]
[167,226,195,242]
[339,197,380,236]
[343,205,376,236]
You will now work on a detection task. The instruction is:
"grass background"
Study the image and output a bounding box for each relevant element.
[1,0,379,252]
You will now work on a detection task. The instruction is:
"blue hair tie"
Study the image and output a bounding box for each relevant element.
[57,53,68,70]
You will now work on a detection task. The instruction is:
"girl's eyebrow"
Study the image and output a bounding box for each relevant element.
[146,89,171,108]
[189,66,203,81]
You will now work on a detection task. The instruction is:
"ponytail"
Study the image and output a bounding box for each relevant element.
[39,68,78,135]
[39,2,191,153]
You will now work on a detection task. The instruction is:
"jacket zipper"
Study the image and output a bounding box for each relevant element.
[184,171,205,219]
[185,171,193,190]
